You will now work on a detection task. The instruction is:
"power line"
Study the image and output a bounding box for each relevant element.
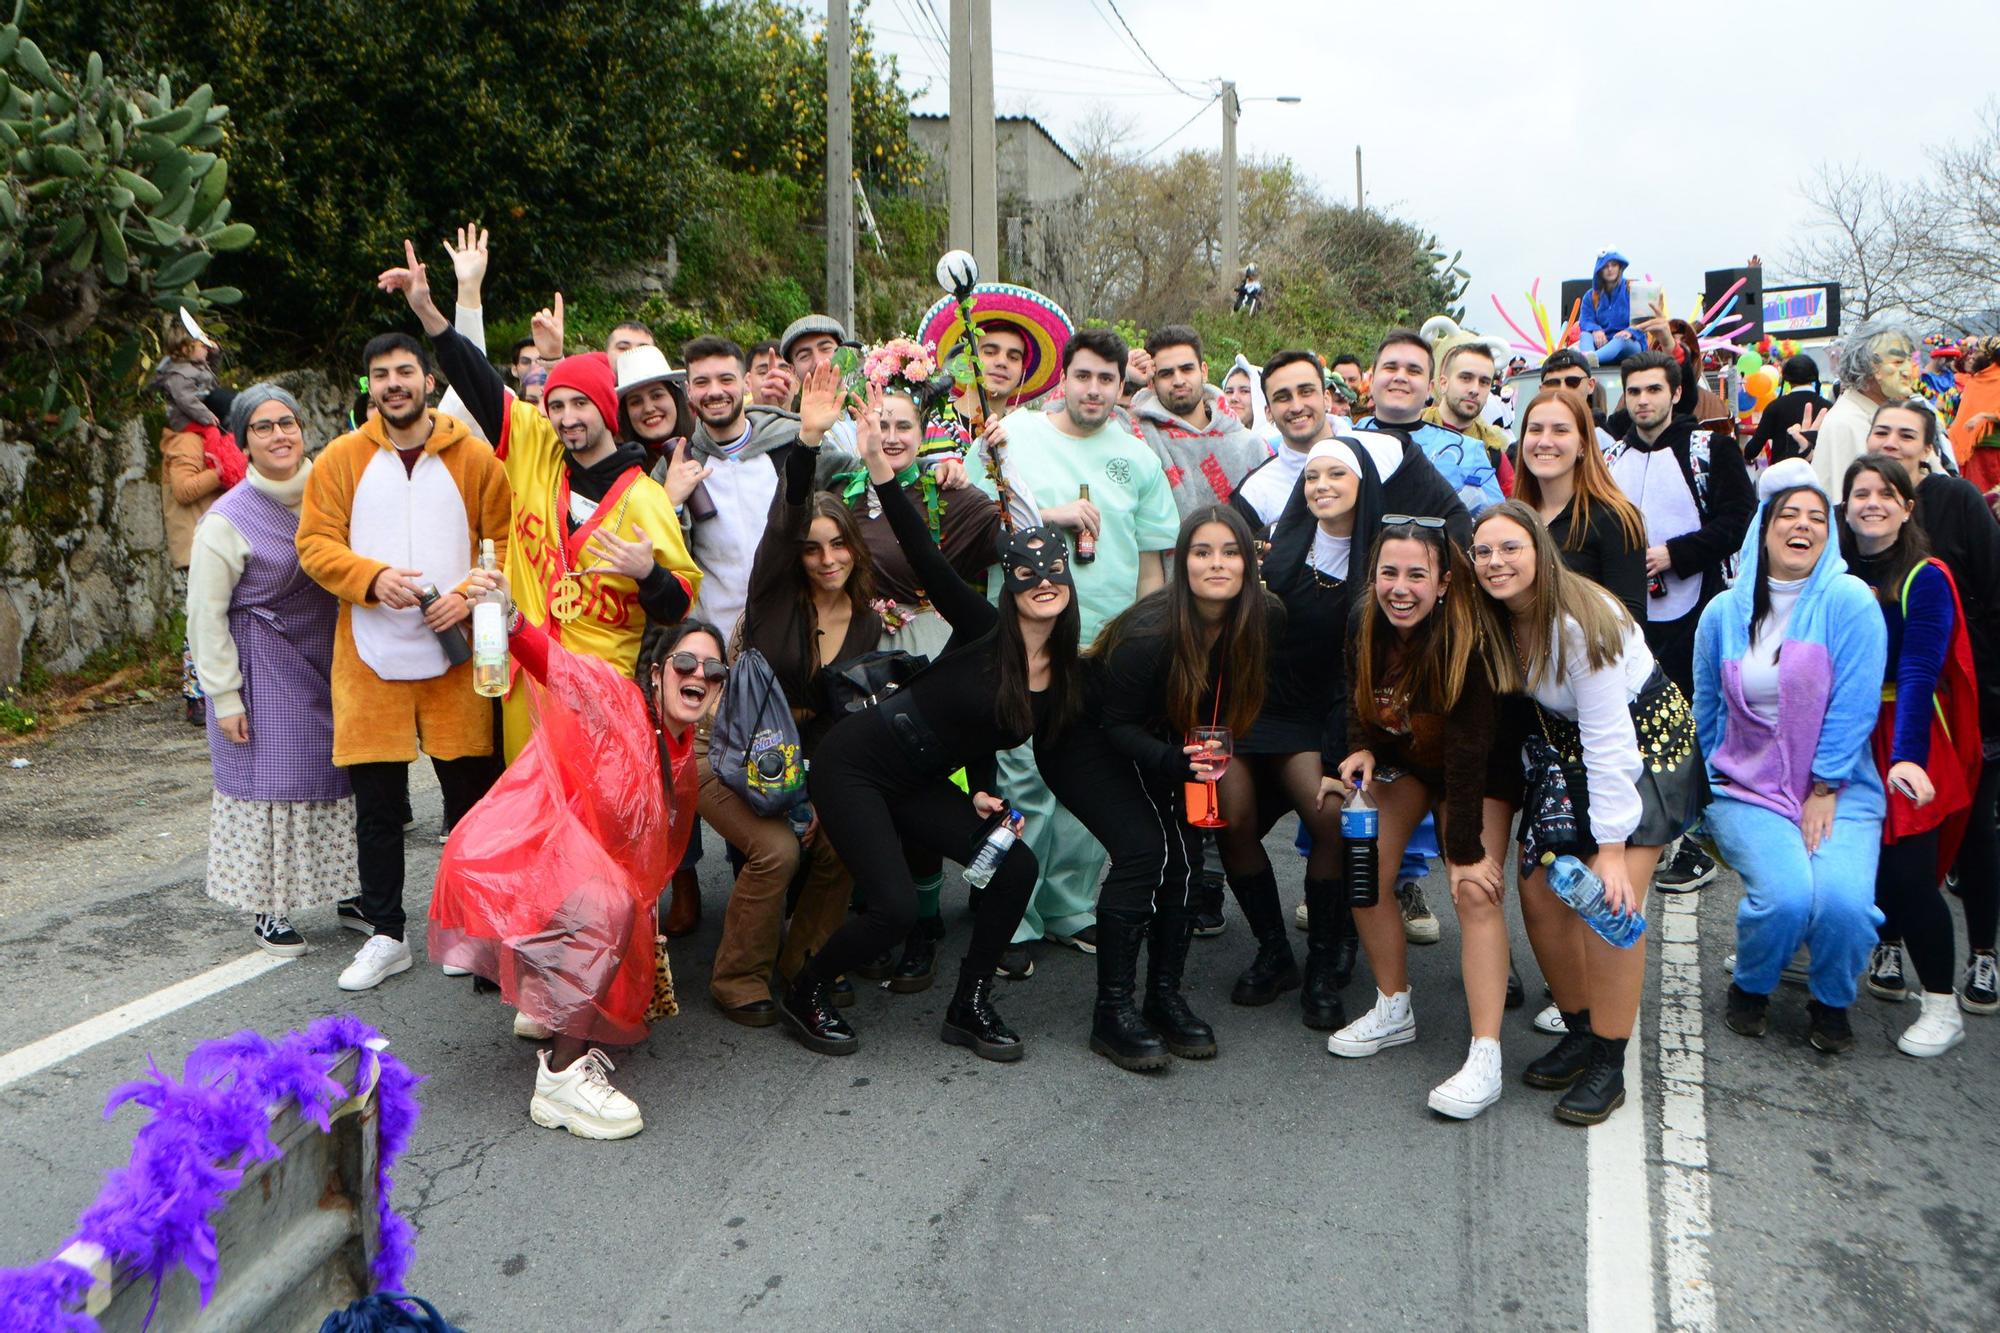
[1138,91,1220,158]
[870,22,1202,84]
[1094,0,1210,100]
[918,0,953,53]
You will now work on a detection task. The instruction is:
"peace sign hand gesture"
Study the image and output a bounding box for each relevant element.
[377,238,448,336]
[1788,403,1824,460]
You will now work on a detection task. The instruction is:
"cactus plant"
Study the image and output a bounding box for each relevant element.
[0,2,249,434]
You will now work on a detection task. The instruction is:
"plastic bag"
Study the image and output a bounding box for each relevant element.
[429,639,694,1045]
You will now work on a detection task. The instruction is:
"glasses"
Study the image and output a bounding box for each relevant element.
[1470,540,1530,564]
[666,652,727,681]
[1380,514,1446,530]
[245,415,301,439]
[1544,375,1590,391]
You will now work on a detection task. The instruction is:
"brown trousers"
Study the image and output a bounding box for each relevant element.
[696,729,854,1007]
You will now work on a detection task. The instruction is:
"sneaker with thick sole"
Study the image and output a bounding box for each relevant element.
[253,914,307,959]
[440,964,472,978]
[337,935,412,991]
[336,899,373,935]
[514,1011,556,1041]
[1326,989,1416,1057]
[1961,952,1999,1014]
[1898,992,1965,1057]
[1294,900,1309,932]
[994,944,1035,981]
[1866,941,1907,1002]
[529,1049,642,1140]
[1428,1038,1503,1119]
[1047,924,1099,955]
[1397,881,1441,945]
[1653,840,1717,894]
[1533,1004,1567,1035]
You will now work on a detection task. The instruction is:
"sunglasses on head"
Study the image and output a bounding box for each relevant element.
[665,651,727,681]
[1380,514,1447,530]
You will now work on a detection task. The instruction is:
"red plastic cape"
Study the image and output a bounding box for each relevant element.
[1872,559,1982,875]
[429,629,696,1044]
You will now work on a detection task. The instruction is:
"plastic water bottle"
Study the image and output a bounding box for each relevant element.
[787,800,814,839]
[1544,853,1646,948]
[963,810,1023,890]
[1342,787,1379,907]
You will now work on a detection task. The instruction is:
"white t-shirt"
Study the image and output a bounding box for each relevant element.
[1529,605,1657,846]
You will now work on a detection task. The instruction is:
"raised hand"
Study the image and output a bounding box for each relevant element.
[377,239,447,335]
[798,359,846,444]
[1788,403,1825,459]
[856,385,895,483]
[660,439,713,507]
[530,291,565,361]
[443,223,490,307]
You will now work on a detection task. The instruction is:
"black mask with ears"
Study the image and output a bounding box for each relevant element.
[998,526,1075,593]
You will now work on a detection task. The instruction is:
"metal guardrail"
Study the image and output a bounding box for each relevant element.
[56,1045,382,1332]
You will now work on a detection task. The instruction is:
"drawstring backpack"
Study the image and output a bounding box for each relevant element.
[710,646,806,816]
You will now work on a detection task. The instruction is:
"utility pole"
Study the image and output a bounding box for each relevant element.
[1355,145,1363,211]
[948,0,998,274]
[825,0,855,330]
[1220,80,1239,293]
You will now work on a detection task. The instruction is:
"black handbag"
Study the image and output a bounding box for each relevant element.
[821,648,929,715]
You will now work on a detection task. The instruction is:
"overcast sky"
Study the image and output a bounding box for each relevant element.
[836,0,1997,337]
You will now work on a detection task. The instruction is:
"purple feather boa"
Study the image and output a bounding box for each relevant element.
[0,1015,424,1332]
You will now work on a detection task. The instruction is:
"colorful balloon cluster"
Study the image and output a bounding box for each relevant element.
[1736,350,1781,410]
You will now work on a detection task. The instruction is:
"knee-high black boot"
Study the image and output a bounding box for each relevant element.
[1228,867,1300,1006]
[1089,909,1169,1071]
[1145,907,1219,1058]
[1300,877,1348,1030]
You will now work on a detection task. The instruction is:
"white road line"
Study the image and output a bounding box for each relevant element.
[0,952,294,1092]
[1587,1023,1657,1331]
[1655,894,1717,1331]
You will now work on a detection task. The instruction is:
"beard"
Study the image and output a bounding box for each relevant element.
[376,395,426,431]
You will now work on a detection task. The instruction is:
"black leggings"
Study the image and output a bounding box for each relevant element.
[349,753,502,940]
[1950,756,2000,953]
[1038,721,1200,916]
[1214,750,1341,881]
[1878,831,1954,993]
[807,717,1037,983]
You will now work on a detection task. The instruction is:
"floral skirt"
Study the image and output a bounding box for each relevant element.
[205,791,358,917]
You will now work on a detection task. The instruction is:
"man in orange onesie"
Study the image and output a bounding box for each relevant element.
[298,330,513,992]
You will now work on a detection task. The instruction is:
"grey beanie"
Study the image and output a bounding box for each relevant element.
[779,313,847,361]
[227,381,305,445]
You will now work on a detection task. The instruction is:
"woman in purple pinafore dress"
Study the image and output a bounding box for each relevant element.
[186,385,358,955]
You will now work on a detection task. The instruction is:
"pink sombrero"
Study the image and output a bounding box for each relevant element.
[918,282,1074,404]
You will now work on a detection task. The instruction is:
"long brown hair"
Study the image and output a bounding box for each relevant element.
[1511,388,1646,550]
[1351,521,1491,723]
[1839,454,1931,607]
[1470,500,1634,692]
[1090,505,1270,736]
[796,491,876,620]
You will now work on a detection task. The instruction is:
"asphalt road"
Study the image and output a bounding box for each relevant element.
[1,700,1994,1330]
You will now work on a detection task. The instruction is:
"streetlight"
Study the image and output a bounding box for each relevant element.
[1220,84,1302,293]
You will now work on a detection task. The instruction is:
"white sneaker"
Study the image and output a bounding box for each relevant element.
[1897,991,1965,1058]
[1294,900,1309,931]
[1533,1004,1567,1035]
[1428,1037,1503,1119]
[440,964,472,978]
[529,1048,643,1140]
[514,1011,556,1041]
[1327,989,1416,1057]
[337,935,412,991]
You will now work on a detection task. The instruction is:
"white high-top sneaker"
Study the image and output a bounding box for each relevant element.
[1428,1037,1504,1119]
[530,1049,643,1140]
[1896,992,1965,1058]
[514,1011,556,1041]
[1326,988,1416,1057]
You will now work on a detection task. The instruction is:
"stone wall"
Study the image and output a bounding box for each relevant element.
[0,367,354,690]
